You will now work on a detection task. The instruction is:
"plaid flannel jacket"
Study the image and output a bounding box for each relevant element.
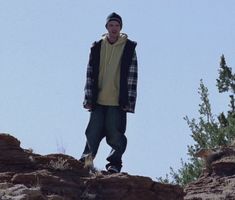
[83,39,138,113]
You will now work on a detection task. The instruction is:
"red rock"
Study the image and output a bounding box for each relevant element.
[0,133,184,200]
[185,147,235,200]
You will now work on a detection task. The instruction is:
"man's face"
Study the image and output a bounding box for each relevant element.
[106,21,121,38]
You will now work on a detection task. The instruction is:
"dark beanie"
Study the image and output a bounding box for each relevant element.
[106,12,122,28]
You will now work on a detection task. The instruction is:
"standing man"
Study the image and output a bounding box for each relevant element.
[80,12,138,173]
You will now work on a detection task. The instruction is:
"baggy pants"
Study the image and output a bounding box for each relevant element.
[80,104,127,171]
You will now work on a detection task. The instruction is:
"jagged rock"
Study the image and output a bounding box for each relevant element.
[0,183,46,200]
[185,147,235,200]
[0,134,34,172]
[0,133,184,200]
[81,173,183,200]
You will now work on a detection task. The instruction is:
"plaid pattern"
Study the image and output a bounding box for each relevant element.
[83,48,138,113]
[127,50,138,113]
[83,62,93,106]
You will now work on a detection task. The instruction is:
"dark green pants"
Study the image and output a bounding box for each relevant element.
[80,105,127,171]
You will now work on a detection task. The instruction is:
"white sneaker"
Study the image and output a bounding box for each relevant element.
[84,154,94,169]
[107,165,119,173]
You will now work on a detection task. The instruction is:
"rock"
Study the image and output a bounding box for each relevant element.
[185,146,235,200]
[0,133,184,200]
[0,133,34,172]
[81,173,183,200]
[0,183,46,200]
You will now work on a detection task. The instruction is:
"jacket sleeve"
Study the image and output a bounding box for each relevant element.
[83,49,94,107]
[127,50,138,113]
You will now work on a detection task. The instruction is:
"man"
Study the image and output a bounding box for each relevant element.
[80,12,138,173]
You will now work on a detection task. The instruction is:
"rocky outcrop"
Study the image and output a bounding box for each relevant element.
[82,173,183,200]
[0,133,184,200]
[184,147,235,200]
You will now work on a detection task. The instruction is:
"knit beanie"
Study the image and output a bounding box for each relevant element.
[106,12,122,28]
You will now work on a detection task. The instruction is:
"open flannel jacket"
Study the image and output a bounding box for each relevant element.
[83,39,138,113]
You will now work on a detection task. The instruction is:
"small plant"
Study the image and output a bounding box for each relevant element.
[48,157,70,170]
[56,140,66,154]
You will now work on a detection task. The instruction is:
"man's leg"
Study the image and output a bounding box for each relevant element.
[105,106,127,172]
[80,105,105,162]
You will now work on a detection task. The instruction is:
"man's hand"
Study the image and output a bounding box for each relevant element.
[84,104,93,111]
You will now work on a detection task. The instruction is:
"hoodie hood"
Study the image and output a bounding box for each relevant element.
[102,33,128,46]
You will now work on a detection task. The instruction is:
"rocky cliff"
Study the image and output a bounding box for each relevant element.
[0,133,184,200]
[184,146,235,200]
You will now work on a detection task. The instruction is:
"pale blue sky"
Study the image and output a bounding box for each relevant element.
[0,0,235,180]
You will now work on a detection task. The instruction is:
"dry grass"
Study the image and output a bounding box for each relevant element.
[48,157,70,170]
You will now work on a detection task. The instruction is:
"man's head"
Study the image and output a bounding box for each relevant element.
[105,12,122,29]
[105,12,122,41]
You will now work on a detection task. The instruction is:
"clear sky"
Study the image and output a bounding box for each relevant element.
[0,0,235,180]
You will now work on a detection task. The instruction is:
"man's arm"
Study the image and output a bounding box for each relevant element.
[126,50,138,113]
[83,50,94,110]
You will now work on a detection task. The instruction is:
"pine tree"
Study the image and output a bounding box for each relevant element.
[216,55,235,144]
[158,55,235,186]
[217,55,235,93]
